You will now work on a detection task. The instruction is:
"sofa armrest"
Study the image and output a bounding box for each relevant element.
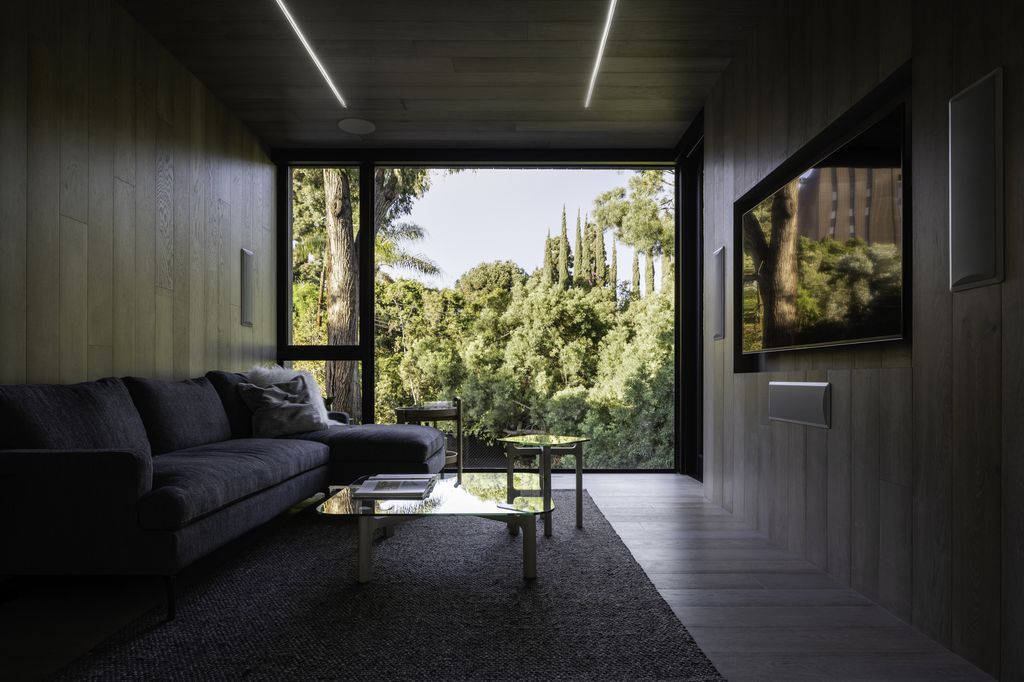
[328,411,351,425]
[0,449,154,573]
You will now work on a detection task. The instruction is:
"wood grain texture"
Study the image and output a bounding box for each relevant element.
[58,216,88,383]
[0,0,28,384]
[115,0,770,149]
[25,3,61,384]
[2,0,276,385]
[1001,1,1024,676]
[703,0,1018,677]
[910,0,954,650]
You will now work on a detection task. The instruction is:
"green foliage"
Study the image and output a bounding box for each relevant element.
[742,235,904,351]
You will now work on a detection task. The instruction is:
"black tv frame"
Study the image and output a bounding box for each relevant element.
[733,62,913,373]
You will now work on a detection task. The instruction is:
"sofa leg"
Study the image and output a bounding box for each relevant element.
[164,575,176,621]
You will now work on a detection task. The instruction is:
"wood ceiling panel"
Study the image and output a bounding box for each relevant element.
[117,0,769,149]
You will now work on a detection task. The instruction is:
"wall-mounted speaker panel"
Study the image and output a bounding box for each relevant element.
[241,248,254,327]
[768,381,831,428]
[949,67,1003,291]
[712,246,725,340]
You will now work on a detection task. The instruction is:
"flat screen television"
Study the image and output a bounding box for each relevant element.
[737,104,907,358]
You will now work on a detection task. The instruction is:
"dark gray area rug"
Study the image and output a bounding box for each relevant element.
[58,491,724,681]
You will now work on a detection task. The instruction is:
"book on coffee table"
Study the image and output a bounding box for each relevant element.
[351,473,439,500]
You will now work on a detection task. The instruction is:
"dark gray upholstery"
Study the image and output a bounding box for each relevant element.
[0,448,154,574]
[139,439,329,530]
[0,378,151,456]
[205,370,253,439]
[144,467,328,574]
[123,376,232,455]
[285,424,446,484]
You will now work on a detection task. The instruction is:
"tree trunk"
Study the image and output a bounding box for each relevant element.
[765,180,799,347]
[323,168,361,420]
[644,249,655,296]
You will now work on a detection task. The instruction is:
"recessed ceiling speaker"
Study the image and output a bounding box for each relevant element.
[712,246,725,340]
[337,118,376,135]
[949,67,1003,291]
[241,248,254,327]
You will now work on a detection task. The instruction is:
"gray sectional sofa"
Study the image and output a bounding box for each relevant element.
[0,372,445,617]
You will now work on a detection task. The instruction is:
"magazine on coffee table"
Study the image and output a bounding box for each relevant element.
[351,473,439,500]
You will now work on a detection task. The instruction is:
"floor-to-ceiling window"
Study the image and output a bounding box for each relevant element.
[279,160,681,471]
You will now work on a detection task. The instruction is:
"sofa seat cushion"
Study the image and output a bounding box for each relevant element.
[286,424,445,465]
[123,376,232,455]
[0,378,151,456]
[138,438,329,530]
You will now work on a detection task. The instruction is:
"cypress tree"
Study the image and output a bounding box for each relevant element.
[580,212,592,285]
[573,209,585,286]
[645,249,656,295]
[631,250,641,298]
[610,241,618,287]
[542,229,555,285]
[557,207,570,289]
[593,225,606,286]
[661,253,673,291]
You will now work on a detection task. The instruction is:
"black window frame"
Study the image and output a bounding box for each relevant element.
[273,147,699,474]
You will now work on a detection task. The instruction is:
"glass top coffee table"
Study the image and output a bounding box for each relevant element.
[497,434,587,539]
[317,472,551,583]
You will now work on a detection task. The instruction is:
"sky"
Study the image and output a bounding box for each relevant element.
[386,168,668,289]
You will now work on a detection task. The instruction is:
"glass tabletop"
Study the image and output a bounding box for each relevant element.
[317,472,553,517]
[497,434,588,447]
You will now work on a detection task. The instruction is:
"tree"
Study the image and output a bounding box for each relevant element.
[578,210,592,285]
[592,169,675,288]
[573,210,585,286]
[320,167,432,418]
[557,205,571,289]
[593,222,606,286]
[742,179,799,348]
[645,251,655,296]
[632,251,641,298]
[610,241,618,288]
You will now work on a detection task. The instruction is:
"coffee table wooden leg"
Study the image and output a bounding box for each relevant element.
[358,517,373,583]
[521,516,537,580]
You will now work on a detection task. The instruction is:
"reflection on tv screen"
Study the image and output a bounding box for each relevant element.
[741,108,904,354]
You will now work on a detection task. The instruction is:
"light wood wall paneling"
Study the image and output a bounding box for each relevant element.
[0,0,28,384]
[59,0,89,226]
[25,0,61,384]
[86,0,114,379]
[134,30,157,378]
[58,216,88,383]
[171,67,192,379]
[909,0,954,649]
[112,178,136,375]
[3,0,276,388]
[188,78,207,377]
[1001,1,1024,675]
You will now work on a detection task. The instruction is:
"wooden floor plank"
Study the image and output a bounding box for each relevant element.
[549,473,989,680]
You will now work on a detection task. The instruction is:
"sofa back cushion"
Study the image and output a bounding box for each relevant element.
[0,378,152,456]
[205,370,252,438]
[123,377,232,454]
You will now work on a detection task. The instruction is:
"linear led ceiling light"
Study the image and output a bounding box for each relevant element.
[275,0,347,108]
[584,0,618,108]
